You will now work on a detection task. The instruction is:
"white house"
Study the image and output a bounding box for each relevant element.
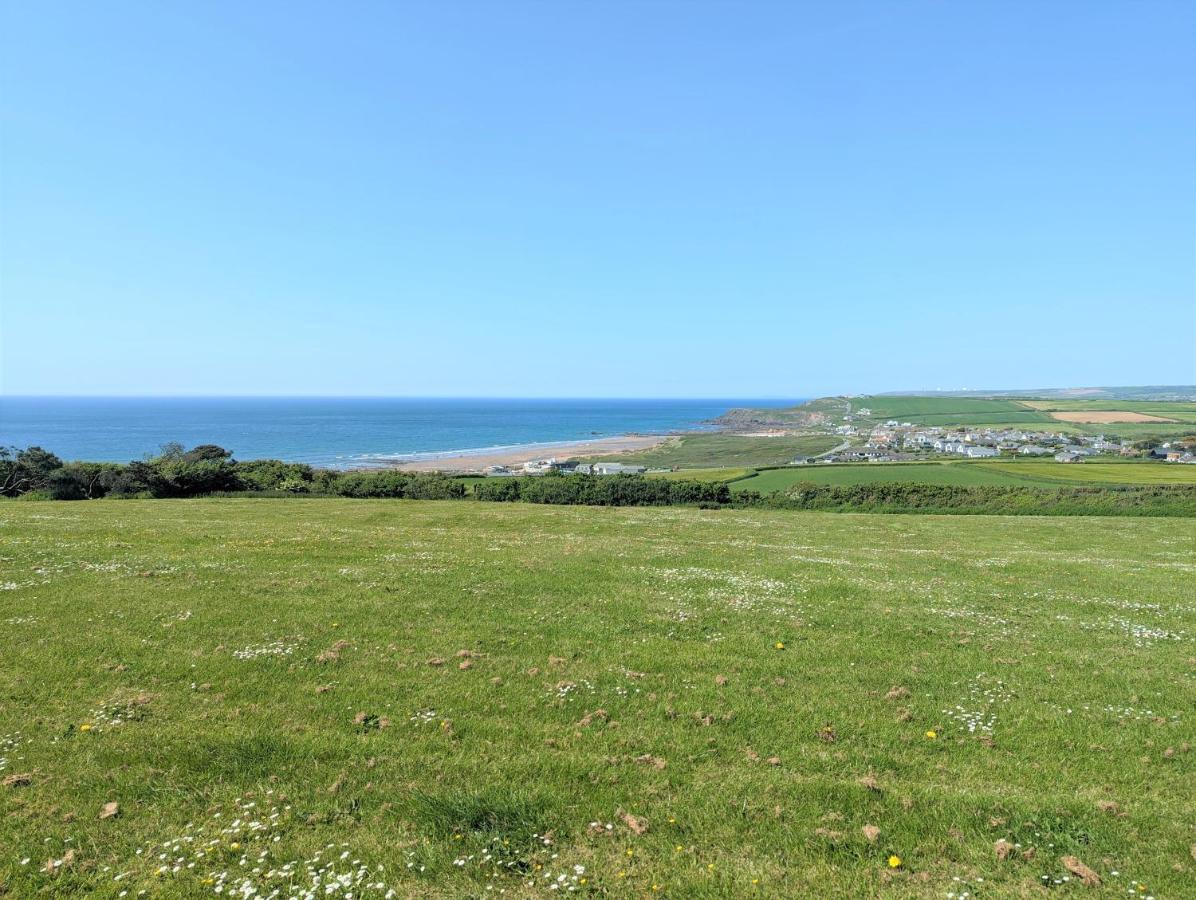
[591,462,646,475]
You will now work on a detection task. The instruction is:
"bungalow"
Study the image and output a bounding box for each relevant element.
[591,462,646,475]
[1020,445,1052,456]
[964,446,999,458]
[1055,451,1084,463]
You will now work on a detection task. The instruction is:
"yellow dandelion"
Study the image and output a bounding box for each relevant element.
[617,871,627,879]
[79,723,93,732]
[229,842,240,850]
[675,845,684,852]
[925,730,937,739]
[707,863,715,871]
[751,878,760,885]
[888,855,902,868]
[774,641,785,649]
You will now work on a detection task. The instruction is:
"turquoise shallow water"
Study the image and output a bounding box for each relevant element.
[0,397,801,468]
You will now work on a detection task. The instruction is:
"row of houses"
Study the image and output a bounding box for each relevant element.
[483,459,648,477]
[866,424,1135,459]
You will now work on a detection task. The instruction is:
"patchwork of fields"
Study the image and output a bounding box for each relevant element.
[2,500,1193,897]
[724,395,1196,440]
[730,460,1196,494]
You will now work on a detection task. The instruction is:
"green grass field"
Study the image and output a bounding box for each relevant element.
[730,463,1040,493]
[583,433,840,469]
[981,461,1196,485]
[648,467,753,483]
[731,461,1196,493]
[2,499,1193,897]
[829,396,1057,429]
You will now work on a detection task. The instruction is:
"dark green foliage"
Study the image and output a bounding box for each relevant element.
[237,459,316,492]
[152,457,241,497]
[757,481,1196,516]
[331,470,465,499]
[473,473,730,506]
[0,446,64,495]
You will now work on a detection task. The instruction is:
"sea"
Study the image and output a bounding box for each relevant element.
[0,397,801,468]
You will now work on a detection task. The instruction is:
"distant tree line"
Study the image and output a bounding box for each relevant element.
[0,444,464,501]
[3,444,1193,516]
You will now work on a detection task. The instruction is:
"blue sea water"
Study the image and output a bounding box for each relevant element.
[0,397,801,468]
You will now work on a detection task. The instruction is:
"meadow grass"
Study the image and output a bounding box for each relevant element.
[1,499,1193,898]
[648,468,754,483]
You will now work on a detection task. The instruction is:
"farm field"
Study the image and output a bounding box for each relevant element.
[648,467,753,483]
[841,396,1058,429]
[980,462,1196,485]
[1,499,1194,898]
[584,433,840,469]
[1020,399,1196,420]
[730,463,1039,493]
[731,461,1196,493]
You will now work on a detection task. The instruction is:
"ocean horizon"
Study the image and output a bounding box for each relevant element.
[0,396,803,468]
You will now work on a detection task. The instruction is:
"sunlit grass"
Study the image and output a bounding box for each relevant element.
[1,499,1193,897]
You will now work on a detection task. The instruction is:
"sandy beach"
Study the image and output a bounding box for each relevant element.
[389,434,670,473]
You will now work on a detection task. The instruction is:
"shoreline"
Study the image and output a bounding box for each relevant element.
[379,433,672,473]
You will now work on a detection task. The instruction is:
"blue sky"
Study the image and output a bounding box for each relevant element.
[2,1,1193,397]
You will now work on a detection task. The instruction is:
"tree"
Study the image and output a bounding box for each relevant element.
[0,446,64,496]
[183,444,234,463]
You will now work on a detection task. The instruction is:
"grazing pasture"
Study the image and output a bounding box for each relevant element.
[1,499,1193,898]
[851,397,1040,421]
[648,467,754,483]
[587,433,839,469]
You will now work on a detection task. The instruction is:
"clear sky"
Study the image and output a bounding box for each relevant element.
[1,1,1193,397]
